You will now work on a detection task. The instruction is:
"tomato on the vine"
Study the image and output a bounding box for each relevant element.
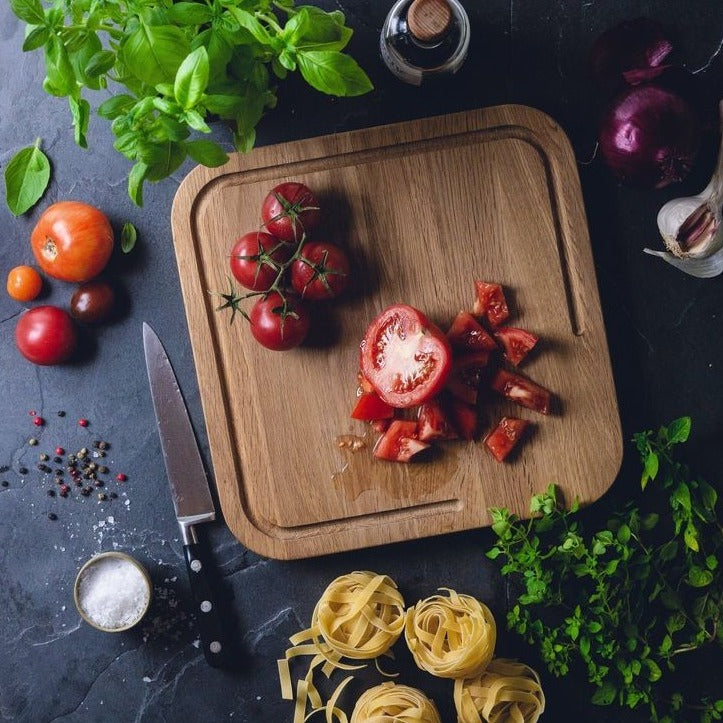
[15,305,77,365]
[6,265,42,301]
[249,292,310,351]
[31,201,114,282]
[291,242,350,300]
[230,231,291,291]
[261,182,320,242]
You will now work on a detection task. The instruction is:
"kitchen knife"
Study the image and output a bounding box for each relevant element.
[143,322,232,667]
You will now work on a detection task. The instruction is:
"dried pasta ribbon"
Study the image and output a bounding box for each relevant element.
[404,588,496,679]
[350,682,442,723]
[453,658,545,723]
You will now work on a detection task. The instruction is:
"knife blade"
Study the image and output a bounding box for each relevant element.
[143,322,232,667]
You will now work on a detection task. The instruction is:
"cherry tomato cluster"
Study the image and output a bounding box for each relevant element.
[6,201,118,366]
[218,182,351,351]
[353,281,556,463]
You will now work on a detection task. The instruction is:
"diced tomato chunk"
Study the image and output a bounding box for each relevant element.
[357,371,375,395]
[417,397,458,442]
[373,420,429,462]
[351,390,395,421]
[370,418,392,434]
[447,352,491,405]
[473,281,510,328]
[494,327,539,366]
[490,369,552,415]
[484,417,531,462]
[448,398,478,440]
[447,311,498,352]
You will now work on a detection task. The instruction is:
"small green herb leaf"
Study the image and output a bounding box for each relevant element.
[4,139,51,216]
[68,96,90,149]
[121,24,190,86]
[85,50,116,78]
[297,50,373,97]
[591,682,617,706]
[121,222,137,253]
[667,416,691,444]
[184,140,229,167]
[10,0,44,25]
[128,161,148,207]
[98,94,136,120]
[174,46,209,110]
[168,2,213,25]
[23,25,50,52]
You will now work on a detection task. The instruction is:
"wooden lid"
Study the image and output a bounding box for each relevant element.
[407,0,452,42]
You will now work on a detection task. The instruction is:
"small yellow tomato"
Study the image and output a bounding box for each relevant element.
[6,265,43,302]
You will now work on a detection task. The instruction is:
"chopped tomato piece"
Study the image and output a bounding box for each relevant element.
[357,371,375,395]
[448,398,478,440]
[373,420,430,462]
[494,327,539,366]
[351,390,395,421]
[370,418,392,434]
[484,417,531,462]
[447,352,491,405]
[473,281,510,328]
[490,369,552,415]
[447,311,498,352]
[417,397,458,442]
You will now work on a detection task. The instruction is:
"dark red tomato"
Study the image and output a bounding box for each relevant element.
[373,420,429,462]
[230,231,291,291]
[261,182,321,243]
[473,281,510,328]
[447,311,497,352]
[351,390,395,421]
[360,304,452,409]
[70,280,115,324]
[291,242,350,300]
[249,292,310,351]
[484,417,531,462]
[15,305,77,365]
[447,352,491,405]
[490,369,552,415]
[494,327,539,366]
[448,398,478,441]
[417,397,458,442]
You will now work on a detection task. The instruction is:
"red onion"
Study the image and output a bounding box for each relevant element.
[589,17,673,95]
[599,84,701,188]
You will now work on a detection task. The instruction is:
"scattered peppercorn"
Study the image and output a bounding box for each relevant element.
[47,512,57,521]
[29,410,36,416]
[57,410,65,417]
[0,465,8,473]
[98,466,109,474]
[109,492,118,499]
[33,417,44,427]
[78,418,89,427]
[1,480,8,488]
[37,464,52,473]
[94,480,104,488]
[54,456,62,464]
[29,438,38,446]
[18,467,28,475]
[55,447,64,456]
[97,493,107,501]
[116,473,127,482]
[39,453,49,461]
[47,489,56,497]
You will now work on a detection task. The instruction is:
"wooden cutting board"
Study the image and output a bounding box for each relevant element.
[171,106,622,560]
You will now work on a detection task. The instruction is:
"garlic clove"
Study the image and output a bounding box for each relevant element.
[644,244,723,278]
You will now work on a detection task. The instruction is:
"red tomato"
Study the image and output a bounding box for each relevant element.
[31,201,114,282]
[249,292,310,351]
[6,265,42,302]
[490,369,552,415]
[360,304,452,409]
[447,311,498,352]
[351,390,395,421]
[448,398,478,440]
[447,352,491,405]
[230,231,291,291]
[15,306,77,365]
[494,327,539,366]
[70,281,116,324]
[373,420,429,462]
[484,417,530,462]
[417,397,458,442]
[473,281,510,328]
[291,242,350,300]
[261,182,320,243]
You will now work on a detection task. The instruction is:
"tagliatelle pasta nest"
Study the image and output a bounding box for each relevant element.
[350,682,442,723]
[453,658,546,723]
[404,588,497,679]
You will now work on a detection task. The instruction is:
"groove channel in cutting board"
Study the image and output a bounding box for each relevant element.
[171,106,622,560]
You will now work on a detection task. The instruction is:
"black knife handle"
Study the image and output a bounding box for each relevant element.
[184,542,233,668]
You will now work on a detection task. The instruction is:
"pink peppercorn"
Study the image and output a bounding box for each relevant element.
[55,447,65,456]
[116,473,127,482]
[78,418,89,427]
[33,416,44,427]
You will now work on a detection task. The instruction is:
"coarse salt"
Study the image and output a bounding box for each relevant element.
[77,556,150,630]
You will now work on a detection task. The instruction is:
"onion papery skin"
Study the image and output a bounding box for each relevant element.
[599,84,701,189]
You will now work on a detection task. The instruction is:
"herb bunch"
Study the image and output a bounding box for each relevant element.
[8,0,372,206]
[487,417,722,722]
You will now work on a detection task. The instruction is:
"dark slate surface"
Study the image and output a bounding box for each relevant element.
[1,2,721,721]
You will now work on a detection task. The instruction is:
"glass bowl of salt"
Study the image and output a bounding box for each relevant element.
[74,552,152,632]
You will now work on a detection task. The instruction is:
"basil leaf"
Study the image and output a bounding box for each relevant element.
[68,96,90,149]
[667,416,691,444]
[204,94,243,118]
[174,46,209,110]
[4,139,51,216]
[23,25,50,52]
[114,132,140,159]
[184,139,228,167]
[183,109,211,133]
[283,7,352,52]
[226,8,273,46]
[167,2,213,25]
[10,0,44,25]
[45,35,77,97]
[97,94,136,120]
[121,24,190,85]
[144,141,186,181]
[196,27,233,78]
[156,116,190,142]
[120,222,137,253]
[296,50,373,97]
[128,161,148,207]
[69,32,104,89]
[86,50,116,78]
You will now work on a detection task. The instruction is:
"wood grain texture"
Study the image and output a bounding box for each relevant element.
[171,106,622,560]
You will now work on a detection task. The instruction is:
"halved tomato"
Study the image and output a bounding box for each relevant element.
[447,311,498,352]
[447,352,491,405]
[373,420,429,462]
[494,327,539,366]
[490,369,552,415]
[417,397,458,442]
[484,417,531,462]
[473,281,510,328]
[351,390,395,421]
[360,304,452,409]
[449,398,478,441]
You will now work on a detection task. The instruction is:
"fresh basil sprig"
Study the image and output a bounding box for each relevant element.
[4,138,51,216]
[9,0,373,206]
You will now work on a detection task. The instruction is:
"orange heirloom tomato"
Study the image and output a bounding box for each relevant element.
[31,201,114,282]
[6,265,43,301]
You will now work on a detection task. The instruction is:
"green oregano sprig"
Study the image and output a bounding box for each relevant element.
[487,417,722,723]
[8,0,372,207]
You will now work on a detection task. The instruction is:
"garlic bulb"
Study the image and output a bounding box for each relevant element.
[645,99,723,277]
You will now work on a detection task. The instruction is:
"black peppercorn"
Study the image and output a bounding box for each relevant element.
[47,513,57,521]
